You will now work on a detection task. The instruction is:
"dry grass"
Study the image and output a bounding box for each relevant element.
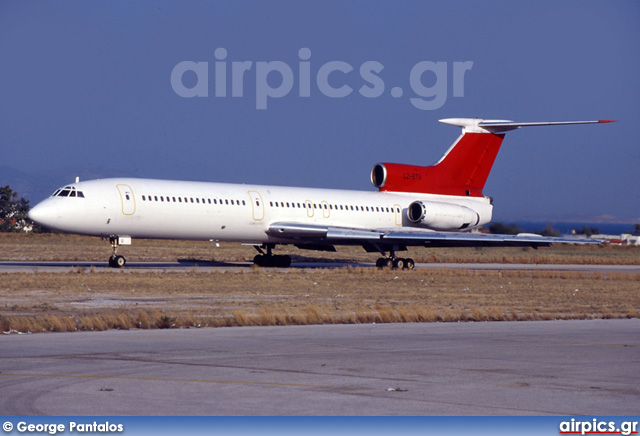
[1,233,639,333]
[2,233,639,265]
[1,266,638,333]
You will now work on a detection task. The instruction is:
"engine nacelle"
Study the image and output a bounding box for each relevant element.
[407,201,480,230]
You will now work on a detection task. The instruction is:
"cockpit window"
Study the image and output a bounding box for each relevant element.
[52,186,85,198]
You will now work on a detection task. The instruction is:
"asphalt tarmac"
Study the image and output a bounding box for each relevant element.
[1,320,638,415]
[1,260,639,273]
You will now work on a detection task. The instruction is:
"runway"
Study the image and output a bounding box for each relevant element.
[1,320,638,415]
[1,260,639,273]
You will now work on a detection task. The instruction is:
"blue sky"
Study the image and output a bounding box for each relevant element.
[1,0,638,222]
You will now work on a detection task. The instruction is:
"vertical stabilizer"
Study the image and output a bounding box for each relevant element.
[371,118,613,197]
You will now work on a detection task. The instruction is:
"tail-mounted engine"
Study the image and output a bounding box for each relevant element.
[371,162,484,197]
[407,200,480,230]
[372,163,428,191]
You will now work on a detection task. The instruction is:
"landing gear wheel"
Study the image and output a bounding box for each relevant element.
[393,258,406,270]
[253,254,266,267]
[405,258,415,270]
[376,257,392,268]
[109,255,126,268]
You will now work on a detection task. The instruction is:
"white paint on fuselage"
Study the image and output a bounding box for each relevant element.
[30,178,493,243]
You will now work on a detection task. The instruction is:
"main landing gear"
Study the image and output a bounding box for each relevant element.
[375,249,415,270]
[253,244,291,268]
[107,235,127,268]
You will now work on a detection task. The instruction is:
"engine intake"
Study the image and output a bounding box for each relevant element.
[371,164,387,188]
[407,201,480,230]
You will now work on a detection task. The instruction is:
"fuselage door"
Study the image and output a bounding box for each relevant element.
[116,184,136,215]
[248,191,264,221]
[321,200,330,218]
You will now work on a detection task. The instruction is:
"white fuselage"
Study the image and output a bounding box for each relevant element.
[29,178,493,244]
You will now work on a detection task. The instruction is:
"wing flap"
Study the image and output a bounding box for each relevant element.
[382,230,600,247]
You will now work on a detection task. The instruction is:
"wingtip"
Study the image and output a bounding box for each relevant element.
[598,120,616,123]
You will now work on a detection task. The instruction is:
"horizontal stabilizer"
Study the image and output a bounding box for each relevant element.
[439,118,615,133]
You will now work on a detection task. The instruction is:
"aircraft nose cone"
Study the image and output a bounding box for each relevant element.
[28,199,60,229]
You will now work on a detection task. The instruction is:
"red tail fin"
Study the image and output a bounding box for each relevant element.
[371,118,612,197]
[371,132,504,197]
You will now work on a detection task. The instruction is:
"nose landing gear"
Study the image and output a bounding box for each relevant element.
[107,235,127,268]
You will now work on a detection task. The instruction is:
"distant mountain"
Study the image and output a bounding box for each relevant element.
[0,164,138,204]
[493,212,640,226]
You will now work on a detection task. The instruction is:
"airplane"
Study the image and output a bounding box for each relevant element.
[28,117,614,269]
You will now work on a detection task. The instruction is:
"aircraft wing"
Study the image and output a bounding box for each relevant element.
[266,222,601,249]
